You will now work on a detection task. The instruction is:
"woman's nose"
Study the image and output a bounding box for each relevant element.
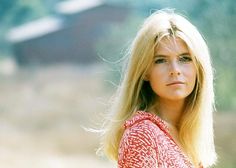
[169,61,181,76]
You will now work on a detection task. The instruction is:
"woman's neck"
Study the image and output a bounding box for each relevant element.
[156,98,185,128]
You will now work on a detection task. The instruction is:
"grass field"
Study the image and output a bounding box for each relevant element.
[0,62,235,168]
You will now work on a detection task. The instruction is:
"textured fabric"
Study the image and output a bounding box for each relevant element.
[118,111,198,168]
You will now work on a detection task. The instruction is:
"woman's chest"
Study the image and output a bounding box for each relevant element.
[153,130,194,168]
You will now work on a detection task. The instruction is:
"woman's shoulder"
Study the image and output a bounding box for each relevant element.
[119,113,160,167]
[123,111,169,133]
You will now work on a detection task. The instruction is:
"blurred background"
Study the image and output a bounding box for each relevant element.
[0,0,235,167]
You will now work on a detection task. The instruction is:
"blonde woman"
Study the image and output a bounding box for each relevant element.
[100,9,217,168]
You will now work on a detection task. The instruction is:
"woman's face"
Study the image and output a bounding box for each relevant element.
[146,36,196,101]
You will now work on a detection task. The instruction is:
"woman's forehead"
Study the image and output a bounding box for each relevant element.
[155,36,189,56]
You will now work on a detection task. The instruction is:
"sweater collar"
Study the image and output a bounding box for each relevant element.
[124,111,170,133]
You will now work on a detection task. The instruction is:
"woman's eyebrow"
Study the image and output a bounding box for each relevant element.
[154,55,168,58]
[179,52,190,56]
[154,52,190,57]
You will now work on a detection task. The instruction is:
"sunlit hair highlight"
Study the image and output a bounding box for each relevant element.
[99,9,217,167]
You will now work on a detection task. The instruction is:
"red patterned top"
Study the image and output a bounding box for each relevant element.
[118,111,200,168]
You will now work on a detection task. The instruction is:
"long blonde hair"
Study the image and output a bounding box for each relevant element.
[99,9,217,167]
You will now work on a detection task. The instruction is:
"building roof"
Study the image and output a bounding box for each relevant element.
[7,17,62,43]
[7,0,105,43]
[55,0,104,15]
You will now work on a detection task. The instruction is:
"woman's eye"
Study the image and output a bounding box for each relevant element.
[155,58,166,64]
[179,55,192,63]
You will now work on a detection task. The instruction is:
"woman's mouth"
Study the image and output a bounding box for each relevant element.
[166,81,185,86]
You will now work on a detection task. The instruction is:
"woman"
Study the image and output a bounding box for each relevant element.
[100,9,217,168]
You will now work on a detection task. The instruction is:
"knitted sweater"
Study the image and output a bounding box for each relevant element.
[118,111,200,168]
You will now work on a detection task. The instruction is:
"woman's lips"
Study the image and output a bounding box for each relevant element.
[166,81,185,86]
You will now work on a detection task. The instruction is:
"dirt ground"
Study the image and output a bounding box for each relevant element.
[0,61,235,168]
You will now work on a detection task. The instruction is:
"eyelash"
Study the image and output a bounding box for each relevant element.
[154,55,192,64]
[179,55,192,62]
[155,59,166,64]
